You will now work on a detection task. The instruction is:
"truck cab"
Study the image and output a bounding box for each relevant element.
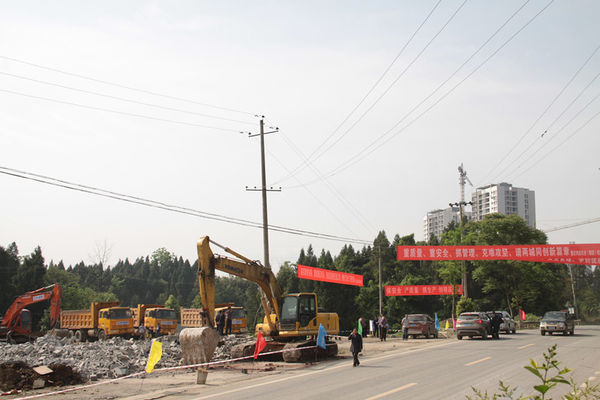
[97,307,134,339]
[144,307,177,337]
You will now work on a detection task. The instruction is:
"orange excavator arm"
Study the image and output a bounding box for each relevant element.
[1,284,62,333]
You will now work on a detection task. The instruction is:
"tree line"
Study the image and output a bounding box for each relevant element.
[1,213,599,332]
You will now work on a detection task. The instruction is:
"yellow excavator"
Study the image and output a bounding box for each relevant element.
[193,236,339,362]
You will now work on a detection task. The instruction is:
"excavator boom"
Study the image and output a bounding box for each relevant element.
[197,236,283,334]
[0,284,62,338]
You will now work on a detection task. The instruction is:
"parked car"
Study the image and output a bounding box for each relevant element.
[486,311,516,334]
[406,314,438,338]
[540,311,575,336]
[456,312,491,340]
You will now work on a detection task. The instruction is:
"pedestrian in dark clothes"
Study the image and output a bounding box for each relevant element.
[216,309,224,336]
[490,312,503,339]
[225,307,233,335]
[348,328,363,367]
[373,317,379,338]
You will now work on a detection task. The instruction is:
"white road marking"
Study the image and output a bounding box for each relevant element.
[518,343,534,349]
[194,341,459,399]
[465,357,491,366]
[364,383,418,400]
[589,376,597,381]
[595,371,600,376]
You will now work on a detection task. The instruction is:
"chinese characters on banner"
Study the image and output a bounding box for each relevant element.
[385,285,463,296]
[396,244,600,266]
[297,264,363,287]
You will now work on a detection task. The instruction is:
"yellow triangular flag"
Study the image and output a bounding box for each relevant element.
[145,339,163,373]
[444,319,449,330]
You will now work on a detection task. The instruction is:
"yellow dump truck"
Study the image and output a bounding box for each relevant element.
[181,305,247,334]
[60,301,134,342]
[131,304,177,337]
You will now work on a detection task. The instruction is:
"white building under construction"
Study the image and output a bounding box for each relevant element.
[471,182,536,228]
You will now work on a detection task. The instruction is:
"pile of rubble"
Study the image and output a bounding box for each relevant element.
[0,332,253,385]
[0,361,83,392]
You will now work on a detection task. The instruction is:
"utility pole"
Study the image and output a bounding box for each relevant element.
[378,246,382,316]
[568,241,578,319]
[246,117,280,269]
[451,163,473,298]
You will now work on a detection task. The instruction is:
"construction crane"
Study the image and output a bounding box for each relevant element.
[458,163,473,206]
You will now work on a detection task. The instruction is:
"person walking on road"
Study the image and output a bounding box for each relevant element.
[379,315,388,341]
[348,328,363,367]
[402,314,409,340]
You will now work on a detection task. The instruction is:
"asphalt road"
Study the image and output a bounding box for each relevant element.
[177,326,600,400]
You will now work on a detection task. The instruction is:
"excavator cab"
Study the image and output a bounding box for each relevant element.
[280,294,317,330]
[18,309,32,333]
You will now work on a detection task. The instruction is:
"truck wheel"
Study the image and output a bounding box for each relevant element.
[457,335,462,340]
[512,328,516,334]
[541,331,545,336]
[98,330,107,341]
[75,329,87,342]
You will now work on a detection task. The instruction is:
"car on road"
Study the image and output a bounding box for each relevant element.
[406,314,438,339]
[486,311,516,334]
[540,311,575,336]
[456,312,491,340]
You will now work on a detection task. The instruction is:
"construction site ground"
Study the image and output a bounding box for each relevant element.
[2,332,451,400]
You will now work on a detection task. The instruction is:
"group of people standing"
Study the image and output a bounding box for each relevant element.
[357,315,389,341]
[215,307,233,336]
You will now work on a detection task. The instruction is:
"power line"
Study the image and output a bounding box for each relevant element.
[326,0,554,181]
[284,0,546,188]
[481,41,600,185]
[0,88,245,133]
[0,166,371,245]
[510,105,600,180]
[542,217,600,233]
[495,68,600,181]
[0,71,256,126]
[270,0,444,186]
[0,55,256,116]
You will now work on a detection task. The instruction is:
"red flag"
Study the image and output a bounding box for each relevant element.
[519,309,526,321]
[253,331,267,359]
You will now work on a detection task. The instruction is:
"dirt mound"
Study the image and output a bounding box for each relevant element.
[0,362,82,391]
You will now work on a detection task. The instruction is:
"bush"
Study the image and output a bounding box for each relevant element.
[467,345,600,399]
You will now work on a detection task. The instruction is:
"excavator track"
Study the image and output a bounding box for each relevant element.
[230,339,338,362]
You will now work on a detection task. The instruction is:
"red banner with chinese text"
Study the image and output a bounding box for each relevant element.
[297,264,363,287]
[396,244,600,266]
[385,285,463,296]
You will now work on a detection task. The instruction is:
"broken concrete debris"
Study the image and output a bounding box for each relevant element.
[0,333,251,390]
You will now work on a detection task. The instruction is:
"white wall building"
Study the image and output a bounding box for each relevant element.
[423,207,471,241]
[471,183,536,228]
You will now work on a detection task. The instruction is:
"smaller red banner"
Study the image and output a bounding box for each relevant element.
[385,284,463,296]
[297,264,363,287]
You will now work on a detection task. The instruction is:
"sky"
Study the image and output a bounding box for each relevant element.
[1,1,599,272]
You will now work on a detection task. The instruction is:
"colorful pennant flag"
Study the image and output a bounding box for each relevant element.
[253,331,267,359]
[357,318,363,335]
[145,339,163,373]
[519,309,526,321]
[317,324,327,349]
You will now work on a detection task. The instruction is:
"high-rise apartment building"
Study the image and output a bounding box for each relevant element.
[423,207,471,241]
[471,183,536,228]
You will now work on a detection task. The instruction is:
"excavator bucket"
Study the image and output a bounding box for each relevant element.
[179,327,219,384]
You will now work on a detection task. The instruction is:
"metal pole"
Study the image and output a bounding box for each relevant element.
[568,264,578,319]
[459,203,468,298]
[259,119,271,269]
[378,246,382,316]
